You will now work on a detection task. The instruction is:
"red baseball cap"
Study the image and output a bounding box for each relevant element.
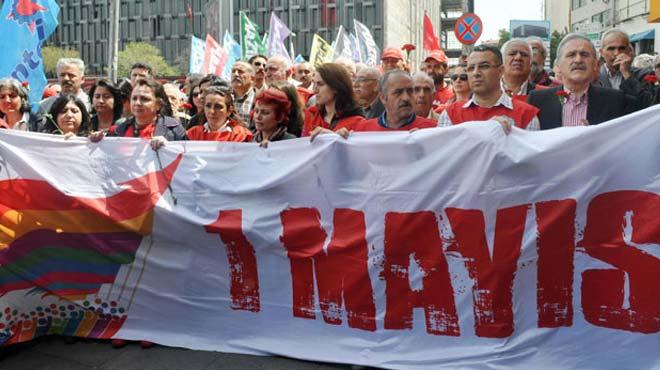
[381,47,404,61]
[425,50,448,64]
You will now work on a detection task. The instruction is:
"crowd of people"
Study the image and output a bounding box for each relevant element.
[1,29,659,150]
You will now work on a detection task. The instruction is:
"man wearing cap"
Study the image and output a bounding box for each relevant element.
[439,44,540,130]
[423,50,454,106]
[381,47,405,72]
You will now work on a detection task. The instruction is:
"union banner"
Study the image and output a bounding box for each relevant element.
[0,107,659,370]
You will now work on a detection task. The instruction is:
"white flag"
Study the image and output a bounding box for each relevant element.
[353,19,380,66]
[267,12,291,59]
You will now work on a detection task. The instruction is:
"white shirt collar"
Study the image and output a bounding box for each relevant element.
[12,112,30,130]
[500,79,530,95]
[462,92,513,110]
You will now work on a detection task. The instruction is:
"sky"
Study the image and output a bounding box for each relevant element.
[475,0,545,41]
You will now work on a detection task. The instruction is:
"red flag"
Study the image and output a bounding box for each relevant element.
[187,4,193,20]
[423,13,441,51]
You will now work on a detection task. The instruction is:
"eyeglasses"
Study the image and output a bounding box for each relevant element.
[450,74,468,81]
[191,92,200,97]
[466,63,501,73]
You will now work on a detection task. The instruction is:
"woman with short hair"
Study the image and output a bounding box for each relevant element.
[0,77,41,131]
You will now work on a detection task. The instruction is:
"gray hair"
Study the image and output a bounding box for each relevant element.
[500,38,532,56]
[632,53,654,69]
[411,72,435,93]
[56,58,85,75]
[267,55,292,70]
[526,36,547,57]
[232,61,255,75]
[379,70,411,95]
[600,29,630,47]
[655,54,660,67]
[556,33,597,60]
[0,77,31,114]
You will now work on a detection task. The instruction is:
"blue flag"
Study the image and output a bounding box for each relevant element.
[189,35,206,74]
[0,0,60,111]
[221,30,242,80]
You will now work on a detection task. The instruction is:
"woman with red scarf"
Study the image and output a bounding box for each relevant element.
[186,86,252,142]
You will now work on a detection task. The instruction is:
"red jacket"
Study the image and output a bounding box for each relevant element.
[302,105,365,136]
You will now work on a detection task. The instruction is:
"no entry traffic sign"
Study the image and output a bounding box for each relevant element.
[454,13,483,45]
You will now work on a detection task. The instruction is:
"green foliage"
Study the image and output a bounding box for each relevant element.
[497,29,511,50]
[42,46,80,77]
[550,29,568,67]
[117,42,180,78]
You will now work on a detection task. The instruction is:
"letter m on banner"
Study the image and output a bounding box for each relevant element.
[280,208,377,331]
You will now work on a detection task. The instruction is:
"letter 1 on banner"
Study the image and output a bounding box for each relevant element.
[382,211,460,336]
[445,205,528,338]
[205,210,260,312]
[201,34,228,76]
[309,34,333,68]
[535,199,576,328]
[578,190,660,334]
[280,208,376,331]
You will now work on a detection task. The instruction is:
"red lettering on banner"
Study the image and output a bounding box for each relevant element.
[382,212,460,336]
[579,191,660,333]
[445,205,528,338]
[536,200,576,328]
[280,208,376,331]
[205,210,260,312]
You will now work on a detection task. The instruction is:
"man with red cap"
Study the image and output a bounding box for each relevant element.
[422,49,454,106]
[381,47,405,72]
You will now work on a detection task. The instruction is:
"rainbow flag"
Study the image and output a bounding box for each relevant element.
[0,154,182,344]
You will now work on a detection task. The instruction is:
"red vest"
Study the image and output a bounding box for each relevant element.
[352,116,437,132]
[445,99,539,129]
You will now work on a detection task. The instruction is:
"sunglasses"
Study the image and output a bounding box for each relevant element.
[451,74,468,81]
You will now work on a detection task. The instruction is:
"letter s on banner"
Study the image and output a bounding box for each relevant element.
[579,190,660,333]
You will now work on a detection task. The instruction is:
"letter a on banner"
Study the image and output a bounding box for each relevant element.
[309,34,333,67]
[202,34,228,76]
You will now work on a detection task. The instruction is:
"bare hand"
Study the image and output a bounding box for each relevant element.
[309,126,336,142]
[614,53,633,78]
[89,131,105,143]
[335,128,352,139]
[150,136,167,151]
[491,115,513,135]
[259,139,270,148]
[63,132,75,140]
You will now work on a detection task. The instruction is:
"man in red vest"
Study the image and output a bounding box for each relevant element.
[310,70,436,140]
[438,44,540,131]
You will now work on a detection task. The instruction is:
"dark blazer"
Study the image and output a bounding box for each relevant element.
[527,85,638,130]
[365,98,385,119]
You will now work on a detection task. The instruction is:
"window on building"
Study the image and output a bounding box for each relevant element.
[320,0,337,28]
[572,0,586,10]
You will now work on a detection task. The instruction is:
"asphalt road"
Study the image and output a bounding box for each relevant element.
[0,336,371,370]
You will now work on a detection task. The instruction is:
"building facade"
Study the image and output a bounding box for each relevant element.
[45,0,208,75]
[210,0,444,69]
[545,0,659,53]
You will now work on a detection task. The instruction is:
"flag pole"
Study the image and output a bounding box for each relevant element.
[107,0,120,82]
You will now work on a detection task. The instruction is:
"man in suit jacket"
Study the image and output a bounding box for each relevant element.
[528,33,637,130]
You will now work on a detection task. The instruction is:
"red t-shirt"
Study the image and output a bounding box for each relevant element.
[186,121,253,142]
[434,85,454,105]
[352,115,437,132]
[108,123,156,138]
[302,106,365,136]
[445,99,539,129]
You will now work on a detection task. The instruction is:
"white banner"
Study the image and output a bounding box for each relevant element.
[0,107,659,370]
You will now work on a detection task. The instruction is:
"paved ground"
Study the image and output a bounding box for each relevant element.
[0,336,372,370]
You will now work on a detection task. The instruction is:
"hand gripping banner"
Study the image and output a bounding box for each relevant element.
[0,106,659,370]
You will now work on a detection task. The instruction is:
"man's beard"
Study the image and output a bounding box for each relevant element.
[431,73,444,85]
